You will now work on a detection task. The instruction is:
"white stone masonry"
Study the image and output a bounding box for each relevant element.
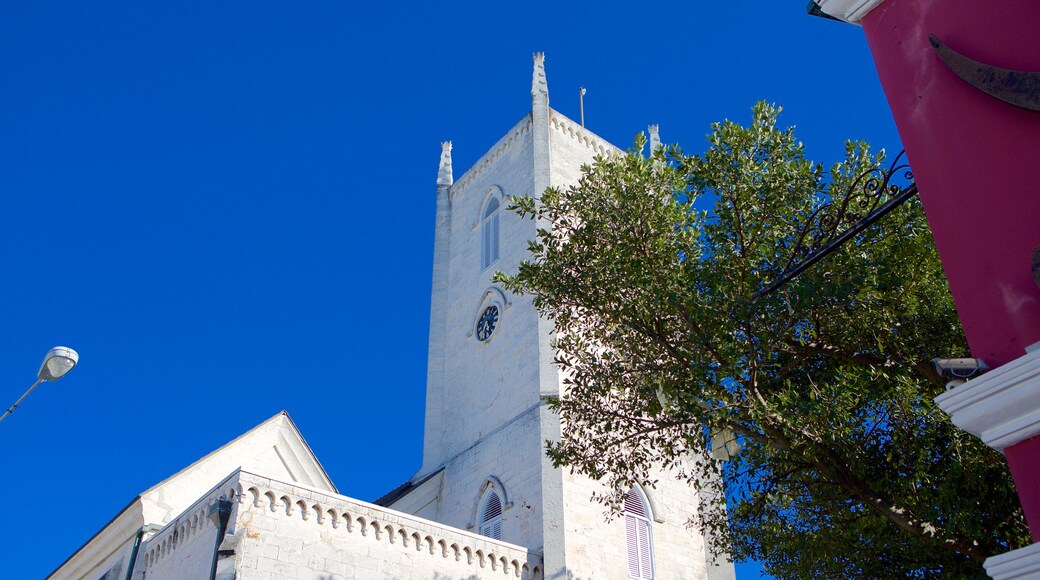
[136,469,542,580]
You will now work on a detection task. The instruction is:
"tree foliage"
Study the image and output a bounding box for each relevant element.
[496,103,1028,578]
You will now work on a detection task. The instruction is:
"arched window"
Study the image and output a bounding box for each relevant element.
[481,196,500,270]
[478,487,503,540]
[624,486,654,579]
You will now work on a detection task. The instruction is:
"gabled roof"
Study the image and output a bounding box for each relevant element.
[143,410,336,500]
[50,411,336,579]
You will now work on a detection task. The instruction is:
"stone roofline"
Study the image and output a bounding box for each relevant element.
[547,109,621,159]
[449,109,621,197]
[141,468,543,578]
[451,113,533,196]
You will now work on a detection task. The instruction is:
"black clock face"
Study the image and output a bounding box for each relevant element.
[476,305,499,341]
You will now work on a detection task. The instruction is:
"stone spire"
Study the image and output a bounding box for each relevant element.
[532,52,549,108]
[528,51,556,404]
[425,140,453,474]
[648,124,661,153]
[437,141,453,188]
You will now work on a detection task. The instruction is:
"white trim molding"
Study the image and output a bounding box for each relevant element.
[985,542,1040,580]
[814,0,887,24]
[935,348,1040,450]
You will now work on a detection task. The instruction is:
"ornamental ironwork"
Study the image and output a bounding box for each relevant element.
[931,33,1040,113]
[756,150,918,298]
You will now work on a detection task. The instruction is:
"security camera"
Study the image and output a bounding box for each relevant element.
[932,357,988,389]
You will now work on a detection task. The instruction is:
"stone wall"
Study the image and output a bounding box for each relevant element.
[426,404,546,556]
[556,462,730,580]
[544,114,728,578]
[424,114,544,472]
[413,53,733,576]
[136,469,542,580]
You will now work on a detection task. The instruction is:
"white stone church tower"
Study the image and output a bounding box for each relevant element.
[377,53,732,580]
[49,54,731,580]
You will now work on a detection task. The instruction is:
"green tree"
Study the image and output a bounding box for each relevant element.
[497,103,1028,578]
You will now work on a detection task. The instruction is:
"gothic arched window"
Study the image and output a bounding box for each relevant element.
[478,487,503,540]
[481,195,500,270]
[624,486,654,579]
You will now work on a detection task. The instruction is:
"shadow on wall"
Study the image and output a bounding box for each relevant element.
[317,575,483,580]
[314,568,556,580]
[540,570,587,580]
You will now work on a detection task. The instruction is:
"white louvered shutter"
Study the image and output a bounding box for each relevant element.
[637,519,652,577]
[482,197,500,269]
[479,489,503,540]
[624,487,654,579]
[626,514,640,577]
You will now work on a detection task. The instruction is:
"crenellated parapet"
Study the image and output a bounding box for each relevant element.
[449,108,621,201]
[549,110,621,158]
[139,476,244,575]
[138,469,542,579]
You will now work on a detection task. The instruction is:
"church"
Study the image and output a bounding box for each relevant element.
[50,54,734,580]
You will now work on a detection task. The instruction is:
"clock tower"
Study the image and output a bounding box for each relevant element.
[378,54,733,580]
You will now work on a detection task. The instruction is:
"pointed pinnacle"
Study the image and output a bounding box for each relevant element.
[648,124,661,152]
[532,52,548,103]
[437,141,453,187]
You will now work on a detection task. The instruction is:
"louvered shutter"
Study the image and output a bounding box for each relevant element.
[479,489,503,540]
[624,487,654,579]
[626,514,640,577]
[490,212,499,263]
[637,519,652,578]
[624,489,647,518]
[482,197,500,269]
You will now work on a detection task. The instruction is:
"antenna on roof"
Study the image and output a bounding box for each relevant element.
[579,86,587,128]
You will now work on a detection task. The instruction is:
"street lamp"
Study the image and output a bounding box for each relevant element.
[0,346,79,425]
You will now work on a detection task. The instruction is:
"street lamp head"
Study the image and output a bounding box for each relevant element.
[38,346,78,382]
[0,346,80,425]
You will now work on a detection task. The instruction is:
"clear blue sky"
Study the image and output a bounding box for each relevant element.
[0,2,900,577]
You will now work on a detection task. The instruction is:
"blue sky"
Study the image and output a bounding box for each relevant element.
[0,2,900,577]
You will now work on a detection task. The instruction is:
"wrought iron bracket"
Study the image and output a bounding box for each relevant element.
[756,150,918,298]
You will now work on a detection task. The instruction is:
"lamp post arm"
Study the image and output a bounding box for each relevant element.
[0,378,45,425]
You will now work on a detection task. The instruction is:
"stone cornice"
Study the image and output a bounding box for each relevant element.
[47,499,143,580]
[548,110,621,158]
[451,115,533,197]
[935,348,1040,450]
[141,471,240,573]
[814,0,887,24]
[141,469,543,578]
[449,108,622,200]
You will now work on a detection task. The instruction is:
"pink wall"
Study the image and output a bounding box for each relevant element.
[1005,435,1040,542]
[861,0,1040,367]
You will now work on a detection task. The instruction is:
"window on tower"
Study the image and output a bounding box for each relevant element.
[481,195,500,270]
[477,487,503,540]
[624,486,654,579]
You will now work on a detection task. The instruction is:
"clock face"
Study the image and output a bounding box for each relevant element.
[476,305,500,341]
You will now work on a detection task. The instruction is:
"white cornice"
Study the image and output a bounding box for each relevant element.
[548,110,622,158]
[815,0,887,25]
[141,468,541,577]
[985,542,1040,580]
[49,502,143,580]
[935,348,1040,450]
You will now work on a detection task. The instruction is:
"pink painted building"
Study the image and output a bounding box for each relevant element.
[816,1,1040,576]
